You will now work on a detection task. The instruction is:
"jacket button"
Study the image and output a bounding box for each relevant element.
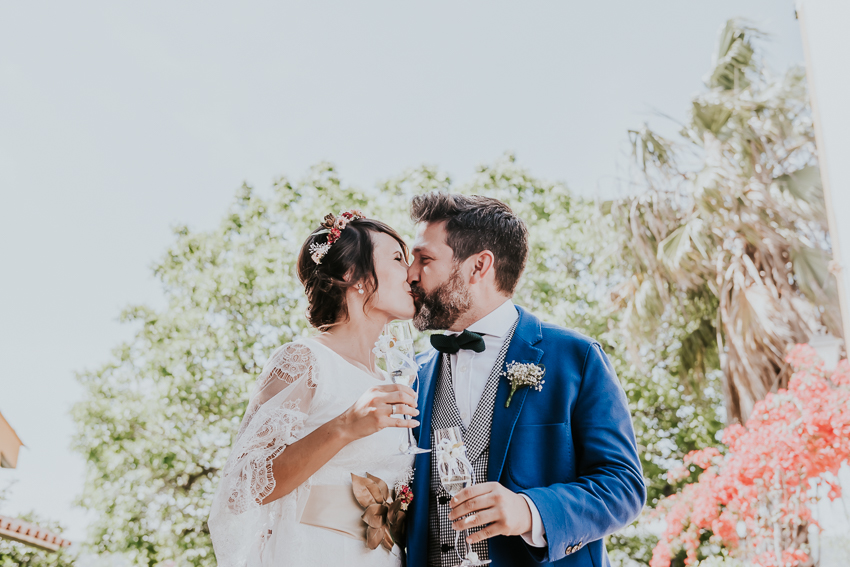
[441,543,453,553]
[439,495,450,505]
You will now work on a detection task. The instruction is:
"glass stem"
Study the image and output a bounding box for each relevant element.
[406,417,416,448]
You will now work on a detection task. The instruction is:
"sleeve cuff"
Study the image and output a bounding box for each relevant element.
[519,493,548,548]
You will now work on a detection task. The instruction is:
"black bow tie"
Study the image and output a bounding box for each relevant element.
[430,330,486,354]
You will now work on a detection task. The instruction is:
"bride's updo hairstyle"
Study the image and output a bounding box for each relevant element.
[296,214,409,331]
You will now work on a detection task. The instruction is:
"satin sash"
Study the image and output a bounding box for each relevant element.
[299,485,366,541]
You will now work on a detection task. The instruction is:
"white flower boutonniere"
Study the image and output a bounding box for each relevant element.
[502,361,545,408]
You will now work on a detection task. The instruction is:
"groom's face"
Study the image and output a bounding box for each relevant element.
[407,221,472,331]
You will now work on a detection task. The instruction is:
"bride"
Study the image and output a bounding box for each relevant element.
[209,211,419,567]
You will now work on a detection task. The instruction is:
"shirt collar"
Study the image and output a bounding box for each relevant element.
[465,299,517,338]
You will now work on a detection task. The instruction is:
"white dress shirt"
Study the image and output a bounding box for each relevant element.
[447,299,548,548]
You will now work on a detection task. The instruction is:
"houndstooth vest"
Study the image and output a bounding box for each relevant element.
[427,323,516,567]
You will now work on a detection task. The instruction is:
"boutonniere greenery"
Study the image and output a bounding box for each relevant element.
[502,361,546,408]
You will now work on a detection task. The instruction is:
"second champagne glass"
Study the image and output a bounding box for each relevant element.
[434,427,491,567]
[384,320,430,455]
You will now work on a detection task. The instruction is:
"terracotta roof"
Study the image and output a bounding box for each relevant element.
[0,410,24,469]
[0,515,72,551]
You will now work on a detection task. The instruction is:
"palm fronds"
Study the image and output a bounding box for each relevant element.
[605,20,838,424]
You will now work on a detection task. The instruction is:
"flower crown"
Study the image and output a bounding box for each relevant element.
[309,209,366,265]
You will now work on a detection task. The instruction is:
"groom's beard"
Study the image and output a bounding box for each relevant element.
[411,266,472,331]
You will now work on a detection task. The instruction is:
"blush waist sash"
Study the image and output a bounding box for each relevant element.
[299,484,365,541]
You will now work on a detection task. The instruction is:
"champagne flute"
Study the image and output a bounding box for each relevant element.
[384,321,430,455]
[434,427,491,567]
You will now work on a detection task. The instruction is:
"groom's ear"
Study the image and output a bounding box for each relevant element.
[468,250,495,284]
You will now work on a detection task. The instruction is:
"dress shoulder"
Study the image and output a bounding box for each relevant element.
[254,340,321,396]
[269,341,318,385]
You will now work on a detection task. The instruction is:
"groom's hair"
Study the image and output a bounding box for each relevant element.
[410,193,528,294]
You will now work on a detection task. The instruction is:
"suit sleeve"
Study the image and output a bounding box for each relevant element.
[520,342,646,563]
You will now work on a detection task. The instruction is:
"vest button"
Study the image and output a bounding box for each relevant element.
[441,543,453,553]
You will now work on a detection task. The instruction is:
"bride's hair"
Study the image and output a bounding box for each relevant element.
[296,218,409,331]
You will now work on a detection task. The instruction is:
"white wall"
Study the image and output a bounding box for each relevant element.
[798,0,850,341]
[798,4,850,564]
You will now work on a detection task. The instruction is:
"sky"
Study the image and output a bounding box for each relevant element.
[0,0,805,547]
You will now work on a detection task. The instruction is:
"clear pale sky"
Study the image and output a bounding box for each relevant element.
[0,0,803,545]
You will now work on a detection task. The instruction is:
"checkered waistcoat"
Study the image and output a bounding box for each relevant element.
[427,324,516,567]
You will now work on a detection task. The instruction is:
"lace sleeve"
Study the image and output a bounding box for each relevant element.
[209,342,319,567]
[237,343,318,442]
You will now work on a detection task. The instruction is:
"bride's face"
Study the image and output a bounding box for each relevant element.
[368,231,415,321]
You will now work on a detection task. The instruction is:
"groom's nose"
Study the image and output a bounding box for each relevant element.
[406,262,420,285]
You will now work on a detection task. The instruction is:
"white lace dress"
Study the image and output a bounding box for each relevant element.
[209,338,414,567]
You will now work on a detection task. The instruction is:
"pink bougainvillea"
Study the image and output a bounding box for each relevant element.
[650,345,850,567]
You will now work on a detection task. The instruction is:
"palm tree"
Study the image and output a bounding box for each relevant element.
[606,20,840,424]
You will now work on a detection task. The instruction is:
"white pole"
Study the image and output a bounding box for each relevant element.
[797,0,850,343]
[797,8,850,565]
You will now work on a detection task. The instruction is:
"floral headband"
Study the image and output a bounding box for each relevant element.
[309,209,366,264]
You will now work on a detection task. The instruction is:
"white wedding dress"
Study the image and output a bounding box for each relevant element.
[209,338,415,567]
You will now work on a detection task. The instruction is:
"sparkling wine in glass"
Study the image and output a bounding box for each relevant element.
[434,427,491,567]
[385,321,430,455]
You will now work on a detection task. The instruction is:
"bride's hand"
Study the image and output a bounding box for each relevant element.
[338,384,419,442]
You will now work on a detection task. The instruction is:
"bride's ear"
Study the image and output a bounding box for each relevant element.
[342,269,368,298]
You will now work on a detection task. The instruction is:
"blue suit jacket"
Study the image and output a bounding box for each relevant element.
[405,306,646,567]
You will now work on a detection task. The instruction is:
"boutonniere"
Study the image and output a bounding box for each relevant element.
[502,361,546,408]
[351,468,414,551]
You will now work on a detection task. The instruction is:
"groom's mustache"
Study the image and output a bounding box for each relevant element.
[409,284,425,306]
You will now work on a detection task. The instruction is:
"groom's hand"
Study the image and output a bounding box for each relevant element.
[448,482,532,544]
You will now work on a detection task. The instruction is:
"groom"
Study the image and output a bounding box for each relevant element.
[404,194,645,567]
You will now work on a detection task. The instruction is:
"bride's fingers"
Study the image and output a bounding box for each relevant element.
[374,383,417,398]
[386,403,419,417]
[377,390,417,407]
[389,417,420,428]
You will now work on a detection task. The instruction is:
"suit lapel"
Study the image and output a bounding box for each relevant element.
[414,350,440,450]
[408,349,441,565]
[488,307,543,483]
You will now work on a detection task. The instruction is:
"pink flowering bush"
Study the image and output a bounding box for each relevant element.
[651,345,850,567]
